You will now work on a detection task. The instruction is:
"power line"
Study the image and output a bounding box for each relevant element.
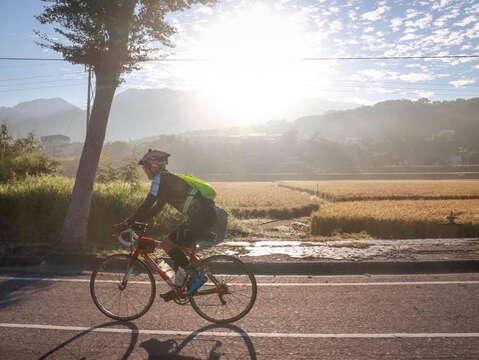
[0,78,85,89]
[0,57,64,61]
[1,54,479,62]
[0,71,84,82]
[0,83,85,93]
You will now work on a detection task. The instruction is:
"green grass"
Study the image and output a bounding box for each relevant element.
[0,175,247,248]
[0,176,181,246]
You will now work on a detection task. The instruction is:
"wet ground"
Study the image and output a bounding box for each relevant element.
[2,217,478,267]
[199,217,479,263]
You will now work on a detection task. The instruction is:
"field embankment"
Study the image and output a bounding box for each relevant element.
[212,182,320,219]
[279,180,479,201]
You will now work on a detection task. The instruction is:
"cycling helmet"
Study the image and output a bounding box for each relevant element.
[138,149,170,166]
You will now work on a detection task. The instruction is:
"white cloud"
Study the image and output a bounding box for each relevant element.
[196,5,213,15]
[415,90,435,98]
[405,9,419,19]
[400,33,421,42]
[364,26,374,33]
[449,79,476,87]
[399,73,436,82]
[416,14,433,28]
[330,20,343,33]
[359,69,399,81]
[433,8,460,27]
[348,9,357,21]
[361,6,389,21]
[455,15,477,27]
[390,18,403,32]
[432,0,452,10]
[465,3,479,15]
[405,14,432,29]
[465,22,479,39]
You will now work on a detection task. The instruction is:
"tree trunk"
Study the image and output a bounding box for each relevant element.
[60,71,118,246]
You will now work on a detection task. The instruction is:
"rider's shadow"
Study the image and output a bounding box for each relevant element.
[141,324,257,360]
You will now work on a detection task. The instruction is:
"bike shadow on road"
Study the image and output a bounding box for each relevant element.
[140,323,257,360]
[37,321,139,360]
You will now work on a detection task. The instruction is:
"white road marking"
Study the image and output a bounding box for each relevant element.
[1,276,479,286]
[1,323,479,339]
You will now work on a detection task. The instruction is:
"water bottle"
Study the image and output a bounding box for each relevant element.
[174,267,186,286]
[157,259,175,279]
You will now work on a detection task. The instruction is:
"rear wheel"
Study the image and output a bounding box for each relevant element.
[90,254,156,321]
[190,255,257,323]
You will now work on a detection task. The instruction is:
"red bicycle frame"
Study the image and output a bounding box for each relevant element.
[132,236,221,297]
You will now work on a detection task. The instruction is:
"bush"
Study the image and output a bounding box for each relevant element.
[0,176,182,246]
[0,125,59,182]
[96,160,141,184]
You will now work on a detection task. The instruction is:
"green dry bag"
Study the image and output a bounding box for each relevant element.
[177,174,216,201]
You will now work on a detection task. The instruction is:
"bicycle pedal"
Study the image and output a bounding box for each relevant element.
[160,290,177,302]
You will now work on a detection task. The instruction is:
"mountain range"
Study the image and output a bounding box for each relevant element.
[0,88,357,142]
[295,97,479,144]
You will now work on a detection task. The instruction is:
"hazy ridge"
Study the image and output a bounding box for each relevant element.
[0,88,356,141]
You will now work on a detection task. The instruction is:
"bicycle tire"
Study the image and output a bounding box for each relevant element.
[190,255,257,323]
[90,254,156,321]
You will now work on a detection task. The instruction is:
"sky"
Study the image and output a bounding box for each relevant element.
[1,0,478,122]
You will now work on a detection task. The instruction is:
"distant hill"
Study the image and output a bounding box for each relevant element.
[0,98,86,141]
[0,97,78,120]
[295,98,479,144]
[0,88,357,141]
[105,88,233,140]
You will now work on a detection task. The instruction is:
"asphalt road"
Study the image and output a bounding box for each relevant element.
[0,271,478,359]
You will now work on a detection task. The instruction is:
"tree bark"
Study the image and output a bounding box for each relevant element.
[60,71,119,246]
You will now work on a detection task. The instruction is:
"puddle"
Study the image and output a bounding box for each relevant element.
[217,238,478,261]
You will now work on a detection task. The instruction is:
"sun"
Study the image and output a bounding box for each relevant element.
[184,3,330,124]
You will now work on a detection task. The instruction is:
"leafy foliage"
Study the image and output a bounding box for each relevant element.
[96,159,141,184]
[35,0,217,76]
[0,124,59,182]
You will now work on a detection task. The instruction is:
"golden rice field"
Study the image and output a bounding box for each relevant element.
[279,180,479,201]
[211,182,320,218]
[311,199,479,238]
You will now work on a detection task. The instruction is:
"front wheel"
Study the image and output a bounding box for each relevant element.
[90,254,156,321]
[190,255,257,323]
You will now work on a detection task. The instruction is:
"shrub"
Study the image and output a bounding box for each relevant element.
[0,176,181,246]
[0,125,59,182]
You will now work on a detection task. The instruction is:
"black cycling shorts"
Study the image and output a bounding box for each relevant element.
[168,199,217,247]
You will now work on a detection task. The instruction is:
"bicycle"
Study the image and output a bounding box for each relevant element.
[90,222,257,323]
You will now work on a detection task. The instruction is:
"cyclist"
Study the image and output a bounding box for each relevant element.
[112,149,217,300]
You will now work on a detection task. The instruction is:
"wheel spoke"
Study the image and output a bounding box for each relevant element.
[90,254,156,321]
[190,255,257,323]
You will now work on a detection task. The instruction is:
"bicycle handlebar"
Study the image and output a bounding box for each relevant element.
[118,229,136,248]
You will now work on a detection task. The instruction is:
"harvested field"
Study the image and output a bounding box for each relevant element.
[280,180,479,201]
[311,199,479,238]
[212,182,320,219]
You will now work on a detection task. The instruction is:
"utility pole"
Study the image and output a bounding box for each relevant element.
[86,65,92,134]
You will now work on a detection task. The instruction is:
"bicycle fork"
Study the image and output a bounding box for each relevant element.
[119,256,136,290]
